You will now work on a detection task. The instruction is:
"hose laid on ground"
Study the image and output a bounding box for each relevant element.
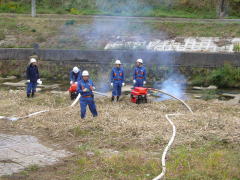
[149,88,193,180]
[148,88,193,113]
[1,91,108,121]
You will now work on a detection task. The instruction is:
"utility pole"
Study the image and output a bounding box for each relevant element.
[217,0,228,18]
[32,0,36,17]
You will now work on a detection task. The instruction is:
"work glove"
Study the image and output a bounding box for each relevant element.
[122,83,125,86]
[92,86,96,90]
[133,80,136,84]
[111,83,113,87]
[143,81,146,85]
[70,81,73,85]
[27,80,30,83]
[83,88,89,92]
[37,79,42,85]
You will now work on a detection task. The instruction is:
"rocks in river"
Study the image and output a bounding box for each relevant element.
[220,93,240,105]
[192,85,217,90]
[3,80,27,87]
[0,76,17,81]
[3,80,60,89]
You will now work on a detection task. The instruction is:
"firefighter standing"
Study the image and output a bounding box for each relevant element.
[133,59,146,87]
[26,58,42,98]
[70,66,81,85]
[110,60,125,102]
[77,71,98,119]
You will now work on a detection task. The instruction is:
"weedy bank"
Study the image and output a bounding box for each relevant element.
[0,89,239,179]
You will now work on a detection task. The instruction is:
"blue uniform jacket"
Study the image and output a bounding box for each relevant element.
[77,79,94,97]
[70,71,82,82]
[111,67,125,83]
[26,64,39,82]
[133,66,146,81]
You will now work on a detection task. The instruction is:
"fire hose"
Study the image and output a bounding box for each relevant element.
[1,87,192,180]
[148,88,193,180]
[0,91,108,121]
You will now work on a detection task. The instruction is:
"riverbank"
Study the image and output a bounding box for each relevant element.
[0,89,239,179]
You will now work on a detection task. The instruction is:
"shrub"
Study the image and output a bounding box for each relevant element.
[70,8,80,15]
[209,64,240,88]
[233,43,240,52]
[191,64,240,88]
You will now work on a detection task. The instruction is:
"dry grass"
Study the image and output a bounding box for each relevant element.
[0,89,240,179]
[0,90,239,149]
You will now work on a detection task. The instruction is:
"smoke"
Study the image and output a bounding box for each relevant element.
[154,73,187,101]
[59,0,186,96]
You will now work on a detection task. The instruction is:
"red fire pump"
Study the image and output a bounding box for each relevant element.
[130,87,148,104]
[68,83,78,100]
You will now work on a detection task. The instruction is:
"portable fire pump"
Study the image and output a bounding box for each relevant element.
[68,83,78,100]
[130,87,148,104]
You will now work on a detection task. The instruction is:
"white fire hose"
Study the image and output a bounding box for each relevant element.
[1,87,192,180]
[149,88,193,180]
[1,91,108,121]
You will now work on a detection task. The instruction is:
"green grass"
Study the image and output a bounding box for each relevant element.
[150,22,240,37]
[69,143,240,180]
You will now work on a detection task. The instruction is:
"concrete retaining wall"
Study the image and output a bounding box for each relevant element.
[0,48,240,67]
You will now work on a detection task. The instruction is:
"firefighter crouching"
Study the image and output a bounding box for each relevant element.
[69,66,81,100]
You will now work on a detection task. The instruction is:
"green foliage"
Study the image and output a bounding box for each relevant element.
[0,0,239,17]
[209,64,240,88]
[70,8,80,15]
[0,1,28,13]
[233,43,240,52]
[191,64,240,88]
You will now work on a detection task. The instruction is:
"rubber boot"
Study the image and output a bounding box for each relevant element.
[117,96,120,102]
[31,92,35,98]
[27,94,30,98]
[111,96,114,102]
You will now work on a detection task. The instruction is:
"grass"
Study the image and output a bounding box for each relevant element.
[0,89,240,179]
[0,15,239,49]
[150,22,240,37]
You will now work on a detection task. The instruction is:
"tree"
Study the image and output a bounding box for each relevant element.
[32,0,36,17]
[217,0,229,18]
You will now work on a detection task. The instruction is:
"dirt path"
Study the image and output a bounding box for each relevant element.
[1,13,240,24]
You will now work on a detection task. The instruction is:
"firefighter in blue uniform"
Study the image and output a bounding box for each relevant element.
[110,60,125,102]
[133,59,146,87]
[70,66,81,85]
[77,70,98,119]
[26,58,42,98]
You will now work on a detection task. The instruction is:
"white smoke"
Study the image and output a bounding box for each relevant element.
[154,73,187,101]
